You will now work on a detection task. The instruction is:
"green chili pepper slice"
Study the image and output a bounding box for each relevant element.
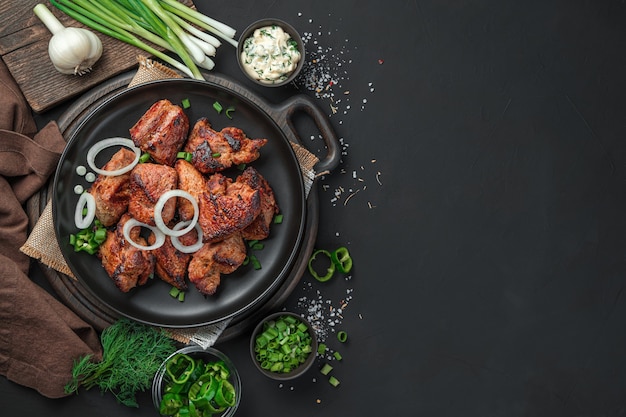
[175,405,191,417]
[161,355,237,416]
[159,393,184,415]
[188,373,217,408]
[166,354,196,385]
[331,246,353,273]
[214,379,236,408]
[308,249,335,282]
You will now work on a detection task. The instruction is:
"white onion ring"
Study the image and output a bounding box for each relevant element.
[122,218,165,251]
[75,192,96,229]
[170,221,204,254]
[154,190,199,237]
[87,137,141,176]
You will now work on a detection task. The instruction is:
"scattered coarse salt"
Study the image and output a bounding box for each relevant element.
[297,284,354,343]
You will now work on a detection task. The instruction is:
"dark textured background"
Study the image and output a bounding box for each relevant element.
[4,1,626,415]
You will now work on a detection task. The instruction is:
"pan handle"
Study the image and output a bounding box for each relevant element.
[270,94,341,173]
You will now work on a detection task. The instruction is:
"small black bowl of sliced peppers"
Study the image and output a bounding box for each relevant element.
[152,346,241,417]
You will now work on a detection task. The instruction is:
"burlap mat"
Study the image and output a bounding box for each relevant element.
[20,56,318,348]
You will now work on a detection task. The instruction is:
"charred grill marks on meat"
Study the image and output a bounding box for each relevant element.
[185,118,268,174]
[89,100,275,296]
[129,99,189,166]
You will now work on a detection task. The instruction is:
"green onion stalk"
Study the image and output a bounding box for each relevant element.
[49,0,238,79]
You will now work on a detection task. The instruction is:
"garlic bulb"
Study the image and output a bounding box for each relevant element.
[33,4,103,76]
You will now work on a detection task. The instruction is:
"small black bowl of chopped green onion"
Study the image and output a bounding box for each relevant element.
[249,311,318,380]
[152,346,241,417]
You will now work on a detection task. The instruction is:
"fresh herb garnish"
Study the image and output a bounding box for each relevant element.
[64,318,177,407]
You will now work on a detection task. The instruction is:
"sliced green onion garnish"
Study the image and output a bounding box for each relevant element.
[273,214,283,224]
[328,375,340,387]
[317,343,327,355]
[337,330,348,343]
[177,151,193,162]
[181,97,191,109]
[249,254,261,270]
[139,152,151,163]
[69,220,107,255]
[320,363,333,375]
[253,314,313,374]
[211,152,221,158]
[169,286,180,298]
[213,101,223,113]
[225,106,235,119]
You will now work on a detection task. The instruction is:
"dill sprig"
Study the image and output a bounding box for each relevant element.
[64,318,177,407]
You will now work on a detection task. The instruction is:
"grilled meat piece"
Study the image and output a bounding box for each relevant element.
[175,159,205,222]
[184,118,267,174]
[188,232,247,295]
[129,99,189,166]
[98,213,155,293]
[238,167,279,241]
[88,148,135,227]
[128,163,178,226]
[198,173,261,242]
[148,226,200,290]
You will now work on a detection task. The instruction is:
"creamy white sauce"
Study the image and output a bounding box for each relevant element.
[241,25,301,84]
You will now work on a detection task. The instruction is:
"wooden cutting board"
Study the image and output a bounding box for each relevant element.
[0,0,194,113]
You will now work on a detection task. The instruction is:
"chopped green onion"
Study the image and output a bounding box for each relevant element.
[69,220,107,255]
[225,106,235,119]
[211,152,221,158]
[177,151,193,162]
[317,343,327,355]
[181,97,191,109]
[249,254,261,270]
[320,363,333,375]
[177,291,185,302]
[273,214,283,224]
[213,101,223,113]
[236,163,246,171]
[169,286,180,298]
[253,314,314,375]
[333,351,342,361]
[337,330,348,343]
[328,375,340,387]
[139,152,151,163]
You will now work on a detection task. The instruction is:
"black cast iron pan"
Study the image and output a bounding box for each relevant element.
[49,73,339,329]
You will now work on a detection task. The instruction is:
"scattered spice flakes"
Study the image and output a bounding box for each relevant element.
[320,158,381,208]
[294,12,383,210]
[294,15,376,120]
[297,284,354,346]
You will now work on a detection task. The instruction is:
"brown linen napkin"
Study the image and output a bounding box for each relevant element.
[0,59,102,398]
